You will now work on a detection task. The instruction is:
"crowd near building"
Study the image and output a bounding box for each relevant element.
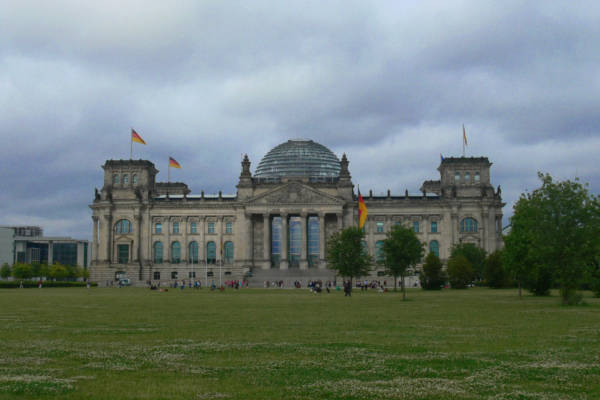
[0,225,90,268]
[90,139,504,287]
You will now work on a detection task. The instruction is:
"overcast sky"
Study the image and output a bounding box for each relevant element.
[1,1,599,240]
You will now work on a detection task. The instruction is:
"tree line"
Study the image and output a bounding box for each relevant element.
[326,173,600,304]
[0,262,89,281]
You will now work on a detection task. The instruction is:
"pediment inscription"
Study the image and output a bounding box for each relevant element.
[250,183,341,205]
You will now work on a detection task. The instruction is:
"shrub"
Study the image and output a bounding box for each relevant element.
[447,254,474,289]
[419,252,446,290]
[12,263,34,280]
[0,281,97,289]
[0,263,10,279]
[483,251,507,288]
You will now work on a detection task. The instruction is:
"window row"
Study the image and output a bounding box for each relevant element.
[154,221,233,234]
[369,220,439,234]
[152,270,232,280]
[153,241,234,264]
[454,171,481,184]
[113,173,138,185]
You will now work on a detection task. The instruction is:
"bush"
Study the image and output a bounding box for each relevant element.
[483,251,508,288]
[523,262,553,296]
[0,280,97,289]
[0,263,10,279]
[450,243,486,281]
[420,252,446,290]
[447,254,474,289]
[12,263,34,279]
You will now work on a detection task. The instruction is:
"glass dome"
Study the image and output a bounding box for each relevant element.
[254,139,341,179]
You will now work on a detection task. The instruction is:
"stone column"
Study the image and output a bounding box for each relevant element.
[199,217,205,263]
[103,214,112,263]
[280,213,288,270]
[217,216,224,264]
[262,213,270,270]
[183,217,188,264]
[245,213,253,265]
[48,240,54,265]
[134,214,141,262]
[165,218,171,264]
[92,216,99,263]
[336,212,343,231]
[451,212,458,246]
[319,212,326,269]
[300,212,308,270]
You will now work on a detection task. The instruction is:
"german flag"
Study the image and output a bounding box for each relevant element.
[131,129,146,145]
[169,157,182,169]
[358,191,368,229]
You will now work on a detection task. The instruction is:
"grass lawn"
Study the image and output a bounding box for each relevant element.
[0,287,598,399]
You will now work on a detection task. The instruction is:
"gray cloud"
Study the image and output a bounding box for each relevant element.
[1,1,599,239]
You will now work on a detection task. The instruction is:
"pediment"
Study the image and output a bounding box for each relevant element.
[246,183,343,206]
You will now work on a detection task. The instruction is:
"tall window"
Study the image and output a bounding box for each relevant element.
[376,221,384,233]
[271,217,282,268]
[153,271,160,280]
[431,221,438,233]
[189,241,198,264]
[123,174,129,184]
[115,219,131,234]
[288,216,301,267]
[375,240,385,263]
[429,240,439,257]
[225,221,233,234]
[307,216,319,268]
[208,222,215,234]
[460,218,478,233]
[113,174,119,184]
[361,241,368,255]
[171,271,178,279]
[132,174,138,184]
[224,241,234,264]
[464,172,470,183]
[206,241,216,264]
[117,244,129,264]
[171,241,181,264]
[153,241,163,264]
[155,223,162,234]
[173,222,179,234]
[190,222,197,233]
[454,172,460,183]
[474,172,480,182]
[413,221,419,233]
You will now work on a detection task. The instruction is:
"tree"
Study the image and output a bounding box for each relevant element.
[49,264,69,281]
[12,263,34,280]
[503,173,600,304]
[419,252,446,290]
[450,243,486,281]
[326,227,372,290]
[0,263,10,279]
[483,251,508,288]
[381,225,424,300]
[447,254,474,289]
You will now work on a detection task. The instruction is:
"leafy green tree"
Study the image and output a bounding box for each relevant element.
[447,254,474,289]
[381,225,424,300]
[450,243,486,281]
[40,264,50,279]
[12,263,34,280]
[503,173,600,304]
[0,263,11,279]
[31,263,42,278]
[419,252,446,290]
[49,264,69,281]
[483,251,508,288]
[326,227,372,289]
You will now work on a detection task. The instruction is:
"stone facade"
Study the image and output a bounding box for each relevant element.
[89,141,504,287]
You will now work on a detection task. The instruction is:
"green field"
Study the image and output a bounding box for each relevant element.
[0,287,598,399]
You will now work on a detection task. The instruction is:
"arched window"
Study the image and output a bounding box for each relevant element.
[123,174,129,184]
[113,174,119,184]
[171,241,181,264]
[189,241,198,264]
[224,241,234,264]
[153,241,163,264]
[375,240,385,263]
[206,241,216,264]
[429,240,439,257]
[474,172,480,182]
[460,218,478,233]
[464,172,470,183]
[132,174,138,184]
[454,172,460,183]
[115,219,131,234]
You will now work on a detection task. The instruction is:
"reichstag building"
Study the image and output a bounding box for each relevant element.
[90,139,504,286]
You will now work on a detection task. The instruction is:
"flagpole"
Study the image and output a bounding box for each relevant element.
[130,129,133,159]
[357,184,360,227]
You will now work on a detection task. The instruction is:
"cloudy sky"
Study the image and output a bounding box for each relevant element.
[1,1,599,240]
